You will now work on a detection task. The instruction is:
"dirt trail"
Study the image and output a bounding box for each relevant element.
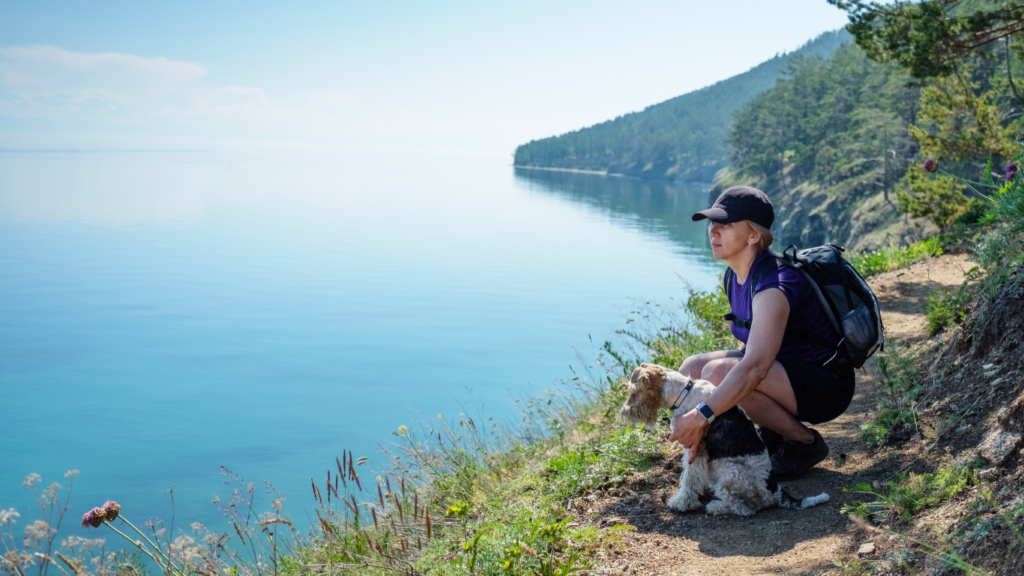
[581,254,975,576]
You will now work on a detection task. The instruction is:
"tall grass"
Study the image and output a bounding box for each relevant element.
[848,237,944,278]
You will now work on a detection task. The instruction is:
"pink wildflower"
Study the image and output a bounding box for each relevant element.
[102,501,120,522]
[80,507,107,528]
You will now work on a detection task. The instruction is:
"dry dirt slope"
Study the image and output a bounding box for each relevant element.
[576,254,975,576]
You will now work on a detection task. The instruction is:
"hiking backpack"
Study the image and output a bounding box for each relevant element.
[723,244,884,369]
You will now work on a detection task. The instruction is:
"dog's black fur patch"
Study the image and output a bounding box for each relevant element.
[704,406,767,461]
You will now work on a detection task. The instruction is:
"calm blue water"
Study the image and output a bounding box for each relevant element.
[0,150,720,538]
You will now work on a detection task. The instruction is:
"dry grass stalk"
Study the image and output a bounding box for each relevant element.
[336,456,347,490]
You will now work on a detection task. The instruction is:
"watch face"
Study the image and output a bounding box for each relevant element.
[698,403,715,420]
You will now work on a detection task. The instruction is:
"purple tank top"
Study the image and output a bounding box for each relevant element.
[728,251,842,364]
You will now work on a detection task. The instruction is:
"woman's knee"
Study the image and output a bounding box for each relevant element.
[679,353,710,379]
[701,359,735,385]
[680,350,738,379]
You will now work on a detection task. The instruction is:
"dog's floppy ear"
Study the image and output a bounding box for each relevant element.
[629,363,646,385]
[620,363,667,425]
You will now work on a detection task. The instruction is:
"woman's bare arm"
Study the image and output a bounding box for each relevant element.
[668,288,789,460]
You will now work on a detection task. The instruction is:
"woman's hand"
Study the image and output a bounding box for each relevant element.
[668,409,709,463]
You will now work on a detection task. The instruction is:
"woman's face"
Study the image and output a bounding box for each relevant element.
[708,220,757,260]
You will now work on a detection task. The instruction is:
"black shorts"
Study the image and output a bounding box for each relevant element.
[778,358,855,425]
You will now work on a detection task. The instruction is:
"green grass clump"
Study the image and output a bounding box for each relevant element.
[926,283,973,336]
[860,344,921,450]
[848,237,944,277]
[545,426,663,500]
[842,461,980,523]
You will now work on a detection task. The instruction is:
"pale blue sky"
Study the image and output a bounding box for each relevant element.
[0,0,850,154]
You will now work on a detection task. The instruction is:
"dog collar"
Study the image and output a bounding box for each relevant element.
[670,379,695,410]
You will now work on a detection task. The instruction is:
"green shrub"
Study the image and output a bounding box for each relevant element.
[955,197,989,227]
[860,407,916,450]
[896,163,970,229]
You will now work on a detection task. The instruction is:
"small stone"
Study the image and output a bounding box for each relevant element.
[977,467,998,480]
[978,428,1023,465]
[858,542,876,556]
[983,363,995,370]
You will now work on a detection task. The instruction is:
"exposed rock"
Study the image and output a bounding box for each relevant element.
[999,392,1024,432]
[857,542,876,556]
[977,428,1023,465]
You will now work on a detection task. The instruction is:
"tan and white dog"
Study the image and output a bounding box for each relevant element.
[620,363,829,516]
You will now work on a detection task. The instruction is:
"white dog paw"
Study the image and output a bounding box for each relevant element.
[667,492,700,512]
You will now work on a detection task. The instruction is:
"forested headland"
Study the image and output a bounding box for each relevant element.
[512,30,850,183]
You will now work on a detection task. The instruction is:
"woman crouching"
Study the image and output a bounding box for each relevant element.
[669,186,855,481]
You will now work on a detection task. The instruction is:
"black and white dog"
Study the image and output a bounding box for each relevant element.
[620,363,829,516]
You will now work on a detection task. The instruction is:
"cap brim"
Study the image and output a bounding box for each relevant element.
[691,207,734,223]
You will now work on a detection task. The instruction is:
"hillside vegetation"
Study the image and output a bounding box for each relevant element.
[718,42,921,251]
[512,30,850,182]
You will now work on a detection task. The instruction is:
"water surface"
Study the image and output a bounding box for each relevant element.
[0,150,721,535]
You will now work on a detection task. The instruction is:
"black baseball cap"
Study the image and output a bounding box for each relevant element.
[691,186,774,229]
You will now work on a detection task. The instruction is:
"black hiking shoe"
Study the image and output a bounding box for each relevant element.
[771,429,829,482]
[757,427,783,457]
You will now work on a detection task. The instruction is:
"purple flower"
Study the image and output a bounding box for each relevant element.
[1004,162,1019,183]
[102,501,120,522]
[923,158,939,173]
[80,507,107,528]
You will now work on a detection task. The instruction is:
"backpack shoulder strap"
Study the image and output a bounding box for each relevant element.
[723,267,734,303]
[748,252,785,302]
[722,267,739,326]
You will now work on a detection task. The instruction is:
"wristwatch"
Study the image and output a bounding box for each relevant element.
[696,403,716,424]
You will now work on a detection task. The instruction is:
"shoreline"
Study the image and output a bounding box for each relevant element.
[512,163,715,190]
[511,164,609,176]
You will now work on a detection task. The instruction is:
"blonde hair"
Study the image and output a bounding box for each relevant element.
[748,221,774,252]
